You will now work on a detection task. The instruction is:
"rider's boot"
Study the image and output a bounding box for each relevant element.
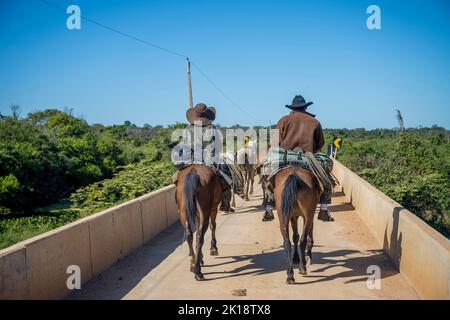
[262,189,275,221]
[318,187,334,222]
[220,187,235,213]
[262,209,274,221]
[317,204,334,222]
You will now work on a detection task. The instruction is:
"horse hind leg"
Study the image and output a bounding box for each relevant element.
[306,215,315,265]
[210,213,219,256]
[231,191,236,207]
[306,233,314,265]
[291,216,300,264]
[280,223,295,284]
[194,219,209,281]
[299,219,313,275]
[185,221,196,272]
[261,184,267,206]
[244,176,250,201]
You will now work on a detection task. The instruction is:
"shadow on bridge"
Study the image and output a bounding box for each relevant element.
[201,247,398,285]
[383,206,403,270]
[235,202,355,215]
[66,222,186,300]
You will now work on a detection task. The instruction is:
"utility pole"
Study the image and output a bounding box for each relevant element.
[186,58,193,108]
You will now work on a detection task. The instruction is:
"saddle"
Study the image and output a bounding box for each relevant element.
[261,147,338,191]
[223,161,246,198]
[171,158,247,199]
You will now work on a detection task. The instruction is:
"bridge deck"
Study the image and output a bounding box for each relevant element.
[68,185,419,300]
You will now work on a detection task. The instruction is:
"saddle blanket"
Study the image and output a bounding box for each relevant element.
[261,147,337,188]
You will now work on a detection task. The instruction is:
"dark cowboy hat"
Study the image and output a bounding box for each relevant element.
[285,95,313,110]
[186,103,216,125]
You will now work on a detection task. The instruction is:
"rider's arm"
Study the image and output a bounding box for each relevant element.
[276,117,287,143]
[313,123,325,153]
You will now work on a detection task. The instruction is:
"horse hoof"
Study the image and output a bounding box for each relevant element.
[286,277,295,285]
[195,273,205,281]
[210,248,219,256]
[299,268,307,275]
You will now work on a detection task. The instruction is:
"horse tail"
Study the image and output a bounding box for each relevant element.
[281,174,302,224]
[184,171,199,232]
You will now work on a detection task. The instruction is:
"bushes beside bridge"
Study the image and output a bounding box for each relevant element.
[0,109,179,249]
[329,127,450,238]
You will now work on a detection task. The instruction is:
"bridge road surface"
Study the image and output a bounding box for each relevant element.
[68,185,419,300]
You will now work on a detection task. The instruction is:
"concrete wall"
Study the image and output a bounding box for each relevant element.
[333,160,450,300]
[0,185,178,300]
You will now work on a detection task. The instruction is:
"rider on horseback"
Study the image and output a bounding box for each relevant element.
[266,95,334,222]
[171,103,235,213]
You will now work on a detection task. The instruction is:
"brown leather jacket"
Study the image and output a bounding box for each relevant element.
[276,110,325,153]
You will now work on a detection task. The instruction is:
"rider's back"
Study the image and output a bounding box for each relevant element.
[276,110,325,153]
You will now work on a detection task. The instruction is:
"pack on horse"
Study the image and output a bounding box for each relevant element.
[172,103,228,281]
[237,137,257,201]
[220,151,246,209]
[263,95,338,283]
[256,149,276,221]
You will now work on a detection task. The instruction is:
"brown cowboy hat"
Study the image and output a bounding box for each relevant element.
[186,103,216,125]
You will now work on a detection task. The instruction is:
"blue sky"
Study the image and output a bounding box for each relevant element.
[1,0,449,129]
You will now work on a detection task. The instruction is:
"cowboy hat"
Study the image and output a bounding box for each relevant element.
[285,95,313,110]
[186,103,216,125]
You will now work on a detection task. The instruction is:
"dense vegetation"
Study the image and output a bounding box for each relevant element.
[0,108,179,248]
[325,127,449,238]
[0,108,448,249]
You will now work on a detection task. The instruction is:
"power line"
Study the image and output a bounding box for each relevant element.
[37,0,264,123]
[39,0,187,58]
[190,61,262,122]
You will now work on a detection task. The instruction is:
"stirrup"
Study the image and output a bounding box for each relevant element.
[262,210,274,221]
[220,206,235,213]
[318,209,334,222]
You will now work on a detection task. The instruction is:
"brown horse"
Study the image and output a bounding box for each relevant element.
[175,164,223,281]
[274,166,321,284]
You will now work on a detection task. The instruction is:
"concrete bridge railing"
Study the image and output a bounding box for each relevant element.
[0,185,179,300]
[332,160,450,299]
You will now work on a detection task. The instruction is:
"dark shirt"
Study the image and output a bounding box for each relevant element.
[276,110,325,153]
